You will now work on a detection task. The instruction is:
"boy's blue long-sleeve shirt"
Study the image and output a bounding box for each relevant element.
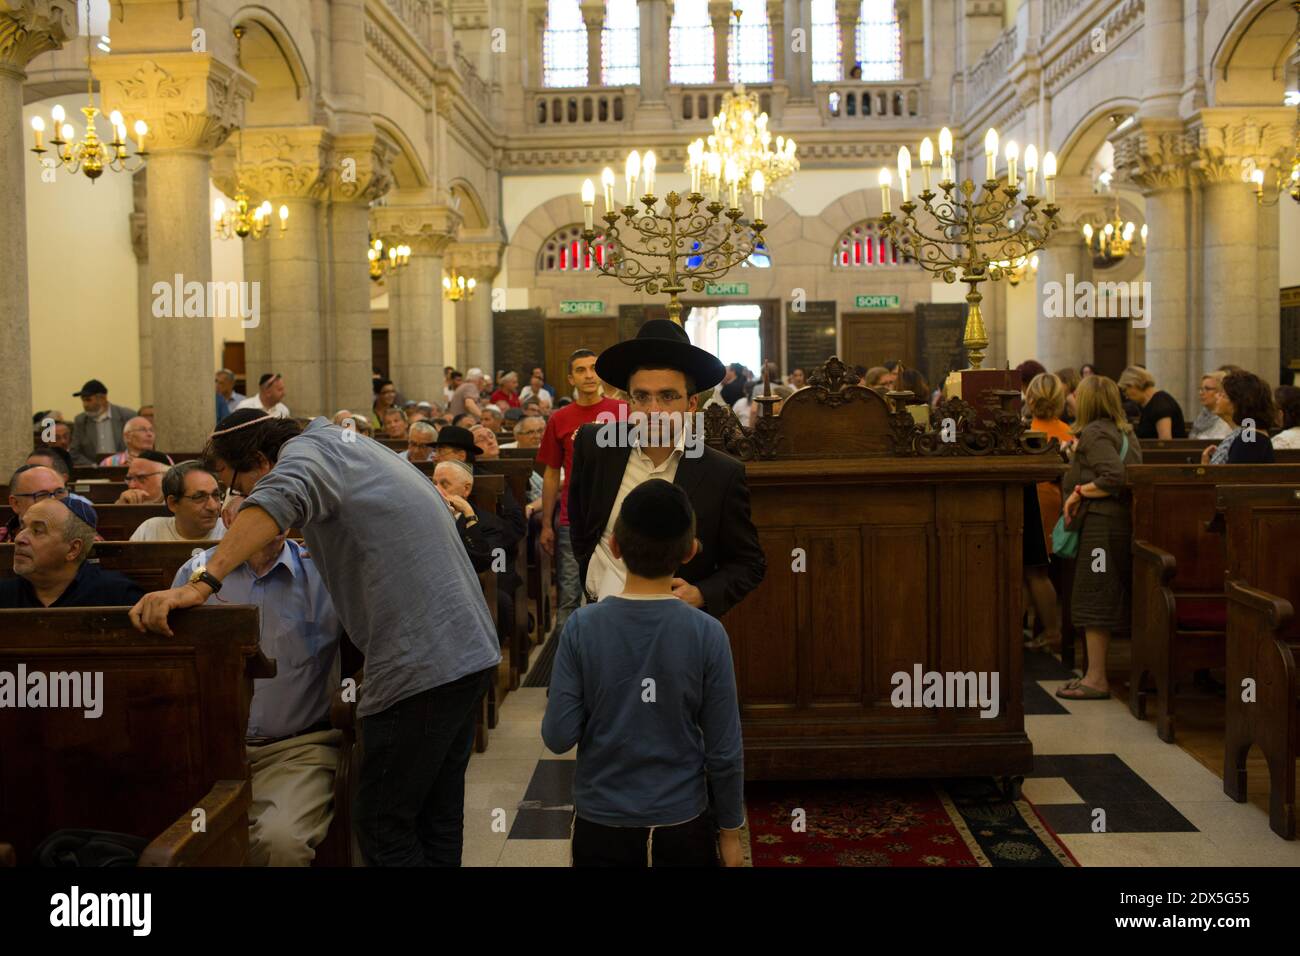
[541,594,745,829]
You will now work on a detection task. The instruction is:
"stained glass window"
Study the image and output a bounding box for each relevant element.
[670,1,714,85]
[602,0,640,86]
[833,221,903,267]
[810,0,841,82]
[537,224,609,272]
[855,0,902,81]
[543,0,588,88]
[728,0,773,84]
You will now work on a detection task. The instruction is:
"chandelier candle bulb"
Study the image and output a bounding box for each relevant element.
[879,167,892,214]
[278,205,288,233]
[939,127,954,181]
[643,150,657,197]
[601,166,615,211]
[31,116,44,151]
[51,103,65,131]
[1005,141,1019,188]
[61,123,74,143]
[625,150,640,205]
[214,199,225,222]
[919,137,933,190]
[1252,169,1265,194]
[1024,144,1038,196]
[751,170,765,220]
[707,152,722,201]
[581,177,596,230]
[898,146,912,202]
[1043,151,1057,204]
[984,129,999,181]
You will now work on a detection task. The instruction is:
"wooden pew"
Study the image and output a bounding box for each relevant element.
[72,465,128,481]
[0,541,201,592]
[0,606,270,865]
[69,481,130,504]
[476,458,538,670]
[0,503,170,542]
[1219,485,1300,837]
[1127,464,1300,742]
[466,474,515,725]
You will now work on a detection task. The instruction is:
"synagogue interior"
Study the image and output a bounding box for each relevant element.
[4,0,1300,893]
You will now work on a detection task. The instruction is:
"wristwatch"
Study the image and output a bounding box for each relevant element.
[188,566,223,594]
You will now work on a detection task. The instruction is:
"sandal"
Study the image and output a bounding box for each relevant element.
[1056,679,1110,700]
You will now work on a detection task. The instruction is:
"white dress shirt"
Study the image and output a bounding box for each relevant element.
[584,431,686,602]
[130,515,227,542]
[235,396,291,418]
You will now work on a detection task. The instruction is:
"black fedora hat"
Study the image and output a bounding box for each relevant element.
[595,319,725,394]
[433,425,484,458]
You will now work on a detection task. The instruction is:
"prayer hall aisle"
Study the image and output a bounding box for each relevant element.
[459,649,1300,867]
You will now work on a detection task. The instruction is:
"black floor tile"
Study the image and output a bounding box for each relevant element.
[508,808,572,840]
[520,758,575,806]
[1025,753,1199,834]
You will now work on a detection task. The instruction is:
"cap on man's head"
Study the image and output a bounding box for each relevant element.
[618,478,694,542]
[73,379,108,397]
[58,493,98,530]
[258,373,281,388]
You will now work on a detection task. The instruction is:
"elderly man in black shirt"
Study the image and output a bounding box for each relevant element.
[0,497,143,608]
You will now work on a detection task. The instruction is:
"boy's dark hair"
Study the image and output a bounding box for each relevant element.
[1276,385,1300,430]
[204,410,303,473]
[568,348,596,373]
[162,460,214,502]
[613,479,696,579]
[1223,370,1277,432]
[28,445,73,478]
[373,377,393,394]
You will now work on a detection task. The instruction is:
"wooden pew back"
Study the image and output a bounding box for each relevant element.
[0,542,203,592]
[0,504,171,542]
[1217,484,1300,641]
[0,606,268,864]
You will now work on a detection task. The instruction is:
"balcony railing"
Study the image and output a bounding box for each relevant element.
[1044,0,1088,36]
[453,42,491,117]
[668,83,779,124]
[530,86,638,128]
[816,81,926,121]
[966,26,1017,112]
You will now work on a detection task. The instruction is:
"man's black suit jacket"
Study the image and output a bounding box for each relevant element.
[567,423,766,618]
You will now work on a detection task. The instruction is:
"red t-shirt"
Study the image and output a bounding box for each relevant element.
[537,396,626,526]
[489,389,521,409]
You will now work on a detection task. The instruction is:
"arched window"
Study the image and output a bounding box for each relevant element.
[855,0,902,81]
[810,0,841,83]
[834,220,904,267]
[537,224,610,273]
[729,0,773,84]
[543,0,588,88]
[602,0,640,85]
[669,2,714,85]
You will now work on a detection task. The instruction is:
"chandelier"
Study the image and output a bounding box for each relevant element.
[1081,196,1146,267]
[580,148,766,325]
[686,88,798,198]
[28,0,148,181]
[368,237,410,283]
[442,268,477,301]
[879,127,1060,370]
[213,28,288,242]
[1252,2,1300,206]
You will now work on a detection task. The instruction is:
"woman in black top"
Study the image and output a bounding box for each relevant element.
[1202,370,1277,464]
[1118,365,1187,439]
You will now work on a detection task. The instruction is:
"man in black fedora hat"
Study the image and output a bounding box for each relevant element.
[567,319,765,617]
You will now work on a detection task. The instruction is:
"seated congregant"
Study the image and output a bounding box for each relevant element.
[1202,370,1277,464]
[130,461,227,541]
[0,497,144,608]
[99,416,171,467]
[402,421,438,462]
[1188,371,1233,441]
[173,527,343,865]
[1274,385,1300,450]
[1119,365,1187,439]
[434,460,504,572]
[114,450,172,504]
[2,464,67,542]
[236,373,291,418]
[471,424,500,460]
[480,404,506,435]
[380,407,409,440]
[69,378,137,466]
[27,445,73,482]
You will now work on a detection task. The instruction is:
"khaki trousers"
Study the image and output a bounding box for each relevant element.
[246,729,341,866]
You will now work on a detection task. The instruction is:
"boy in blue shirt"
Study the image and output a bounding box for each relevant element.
[542,479,745,866]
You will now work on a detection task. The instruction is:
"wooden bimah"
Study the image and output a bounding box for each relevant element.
[706,358,1062,789]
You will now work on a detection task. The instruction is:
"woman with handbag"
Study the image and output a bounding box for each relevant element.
[1055,375,1142,700]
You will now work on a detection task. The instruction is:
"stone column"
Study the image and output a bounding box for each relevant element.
[767,0,784,82]
[447,236,504,375]
[836,0,857,78]
[324,132,395,412]
[783,0,812,100]
[1141,0,1182,122]
[0,0,71,471]
[580,0,603,86]
[373,202,461,403]
[98,54,251,452]
[235,126,330,417]
[709,0,731,84]
[130,171,151,404]
[1034,240,1094,374]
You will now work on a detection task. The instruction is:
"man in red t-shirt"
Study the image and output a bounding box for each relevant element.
[537,348,625,634]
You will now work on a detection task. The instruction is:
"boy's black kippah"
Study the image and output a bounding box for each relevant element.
[619,479,693,539]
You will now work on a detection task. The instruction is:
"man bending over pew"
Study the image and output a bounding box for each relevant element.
[0,497,144,607]
[174,529,343,865]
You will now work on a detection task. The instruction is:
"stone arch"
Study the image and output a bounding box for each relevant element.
[231,6,314,125]
[371,115,430,190]
[1054,100,1141,179]
[1208,0,1300,105]
[449,180,490,229]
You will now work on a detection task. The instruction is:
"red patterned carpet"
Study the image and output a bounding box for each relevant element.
[744,779,1078,867]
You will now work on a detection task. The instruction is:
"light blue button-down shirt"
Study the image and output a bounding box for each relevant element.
[174,539,341,739]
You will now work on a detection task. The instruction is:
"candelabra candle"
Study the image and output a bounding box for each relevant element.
[1024,144,1038,197]
[1005,141,1019,189]
[939,127,954,183]
[751,170,765,221]
[1043,151,1057,204]
[601,167,615,212]
[625,150,640,206]
[919,137,933,192]
[30,116,44,151]
[879,167,892,214]
[582,178,596,230]
[984,128,998,181]
[707,153,722,201]
[898,146,911,203]
[643,150,657,198]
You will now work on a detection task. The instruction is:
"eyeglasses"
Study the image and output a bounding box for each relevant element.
[125,470,166,483]
[1199,386,1221,393]
[180,491,224,504]
[12,487,69,502]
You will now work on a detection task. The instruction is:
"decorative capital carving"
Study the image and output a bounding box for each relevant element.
[372,202,462,255]
[95,54,254,153]
[579,0,604,29]
[1112,119,1192,193]
[1185,109,1297,188]
[325,131,397,203]
[445,231,503,281]
[218,126,331,202]
[0,0,73,74]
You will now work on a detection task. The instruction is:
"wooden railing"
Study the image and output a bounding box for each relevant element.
[817,80,925,121]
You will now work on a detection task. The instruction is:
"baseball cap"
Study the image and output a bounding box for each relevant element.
[74,379,108,397]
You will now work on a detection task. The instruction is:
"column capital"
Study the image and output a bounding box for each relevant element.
[446,232,504,282]
[216,126,331,202]
[95,53,254,153]
[579,0,604,29]
[372,202,462,255]
[1112,117,1192,193]
[0,0,72,75]
[707,0,733,25]
[325,130,397,203]
[835,0,858,21]
[1185,108,1296,187]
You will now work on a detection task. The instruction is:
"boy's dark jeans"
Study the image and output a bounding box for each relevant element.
[355,667,494,866]
[572,813,720,867]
